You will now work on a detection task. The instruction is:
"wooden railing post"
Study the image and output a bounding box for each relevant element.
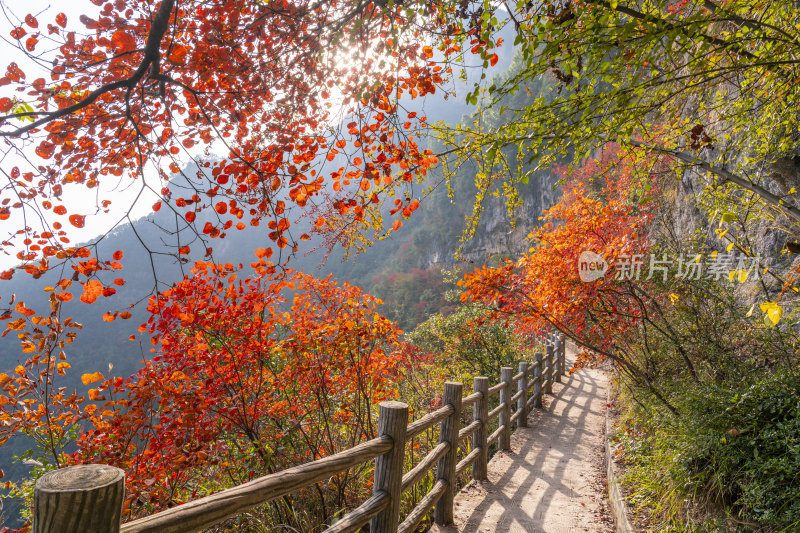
[370,401,409,533]
[545,343,554,394]
[499,367,512,451]
[435,382,462,526]
[517,362,529,428]
[33,464,124,533]
[533,351,543,408]
[554,334,563,384]
[472,376,489,480]
[560,334,567,376]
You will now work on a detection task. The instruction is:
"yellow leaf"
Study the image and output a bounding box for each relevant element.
[759,302,783,327]
[726,243,735,252]
[14,365,25,376]
[738,270,749,283]
[669,293,679,304]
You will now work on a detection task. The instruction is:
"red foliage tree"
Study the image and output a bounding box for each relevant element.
[72,261,410,521]
[461,147,671,373]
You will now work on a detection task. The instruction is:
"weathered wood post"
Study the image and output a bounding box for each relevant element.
[545,342,554,394]
[499,367,512,451]
[561,334,567,376]
[472,376,489,480]
[517,362,529,428]
[370,401,409,533]
[33,464,124,533]
[554,334,563,384]
[435,382,462,526]
[533,351,543,408]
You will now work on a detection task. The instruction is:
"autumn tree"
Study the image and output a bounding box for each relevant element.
[68,261,411,526]
[0,0,506,297]
[437,0,800,232]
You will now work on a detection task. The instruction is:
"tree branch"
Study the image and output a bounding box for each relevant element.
[0,0,175,137]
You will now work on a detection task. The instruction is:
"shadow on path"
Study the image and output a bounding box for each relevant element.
[432,352,612,533]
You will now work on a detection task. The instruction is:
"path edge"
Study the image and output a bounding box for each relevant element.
[605,379,635,533]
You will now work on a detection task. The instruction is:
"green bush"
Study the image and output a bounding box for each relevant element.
[684,371,800,527]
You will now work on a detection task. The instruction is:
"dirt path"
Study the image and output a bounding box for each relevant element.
[432,350,613,533]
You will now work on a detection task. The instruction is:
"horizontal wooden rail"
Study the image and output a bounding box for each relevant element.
[487,381,506,396]
[461,391,482,407]
[397,480,447,533]
[487,425,505,447]
[323,491,389,533]
[510,389,523,404]
[406,404,454,440]
[455,448,481,477]
[488,403,504,421]
[119,436,392,533]
[36,333,571,533]
[458,419,481,442]
[401,442,450,493]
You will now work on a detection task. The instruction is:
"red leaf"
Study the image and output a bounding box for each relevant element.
[55,13,67,28]
[24,14,38,29]
[69,214,85,228]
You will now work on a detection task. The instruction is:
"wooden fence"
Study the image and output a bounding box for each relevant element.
[32,334,567,533]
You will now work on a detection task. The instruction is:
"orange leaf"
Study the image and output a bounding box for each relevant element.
[55,292,73,302]
[167,44,189,65]
[111,30,136,53]
[103,312,117,322]
[112,250,123,260]
[80,279,103,304]
[119,312,132,319]
[81,371,104,385]
[15,302,35,316]
[392,219,402,231]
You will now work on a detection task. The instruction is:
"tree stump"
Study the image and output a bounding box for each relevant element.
[33,464,124,533]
